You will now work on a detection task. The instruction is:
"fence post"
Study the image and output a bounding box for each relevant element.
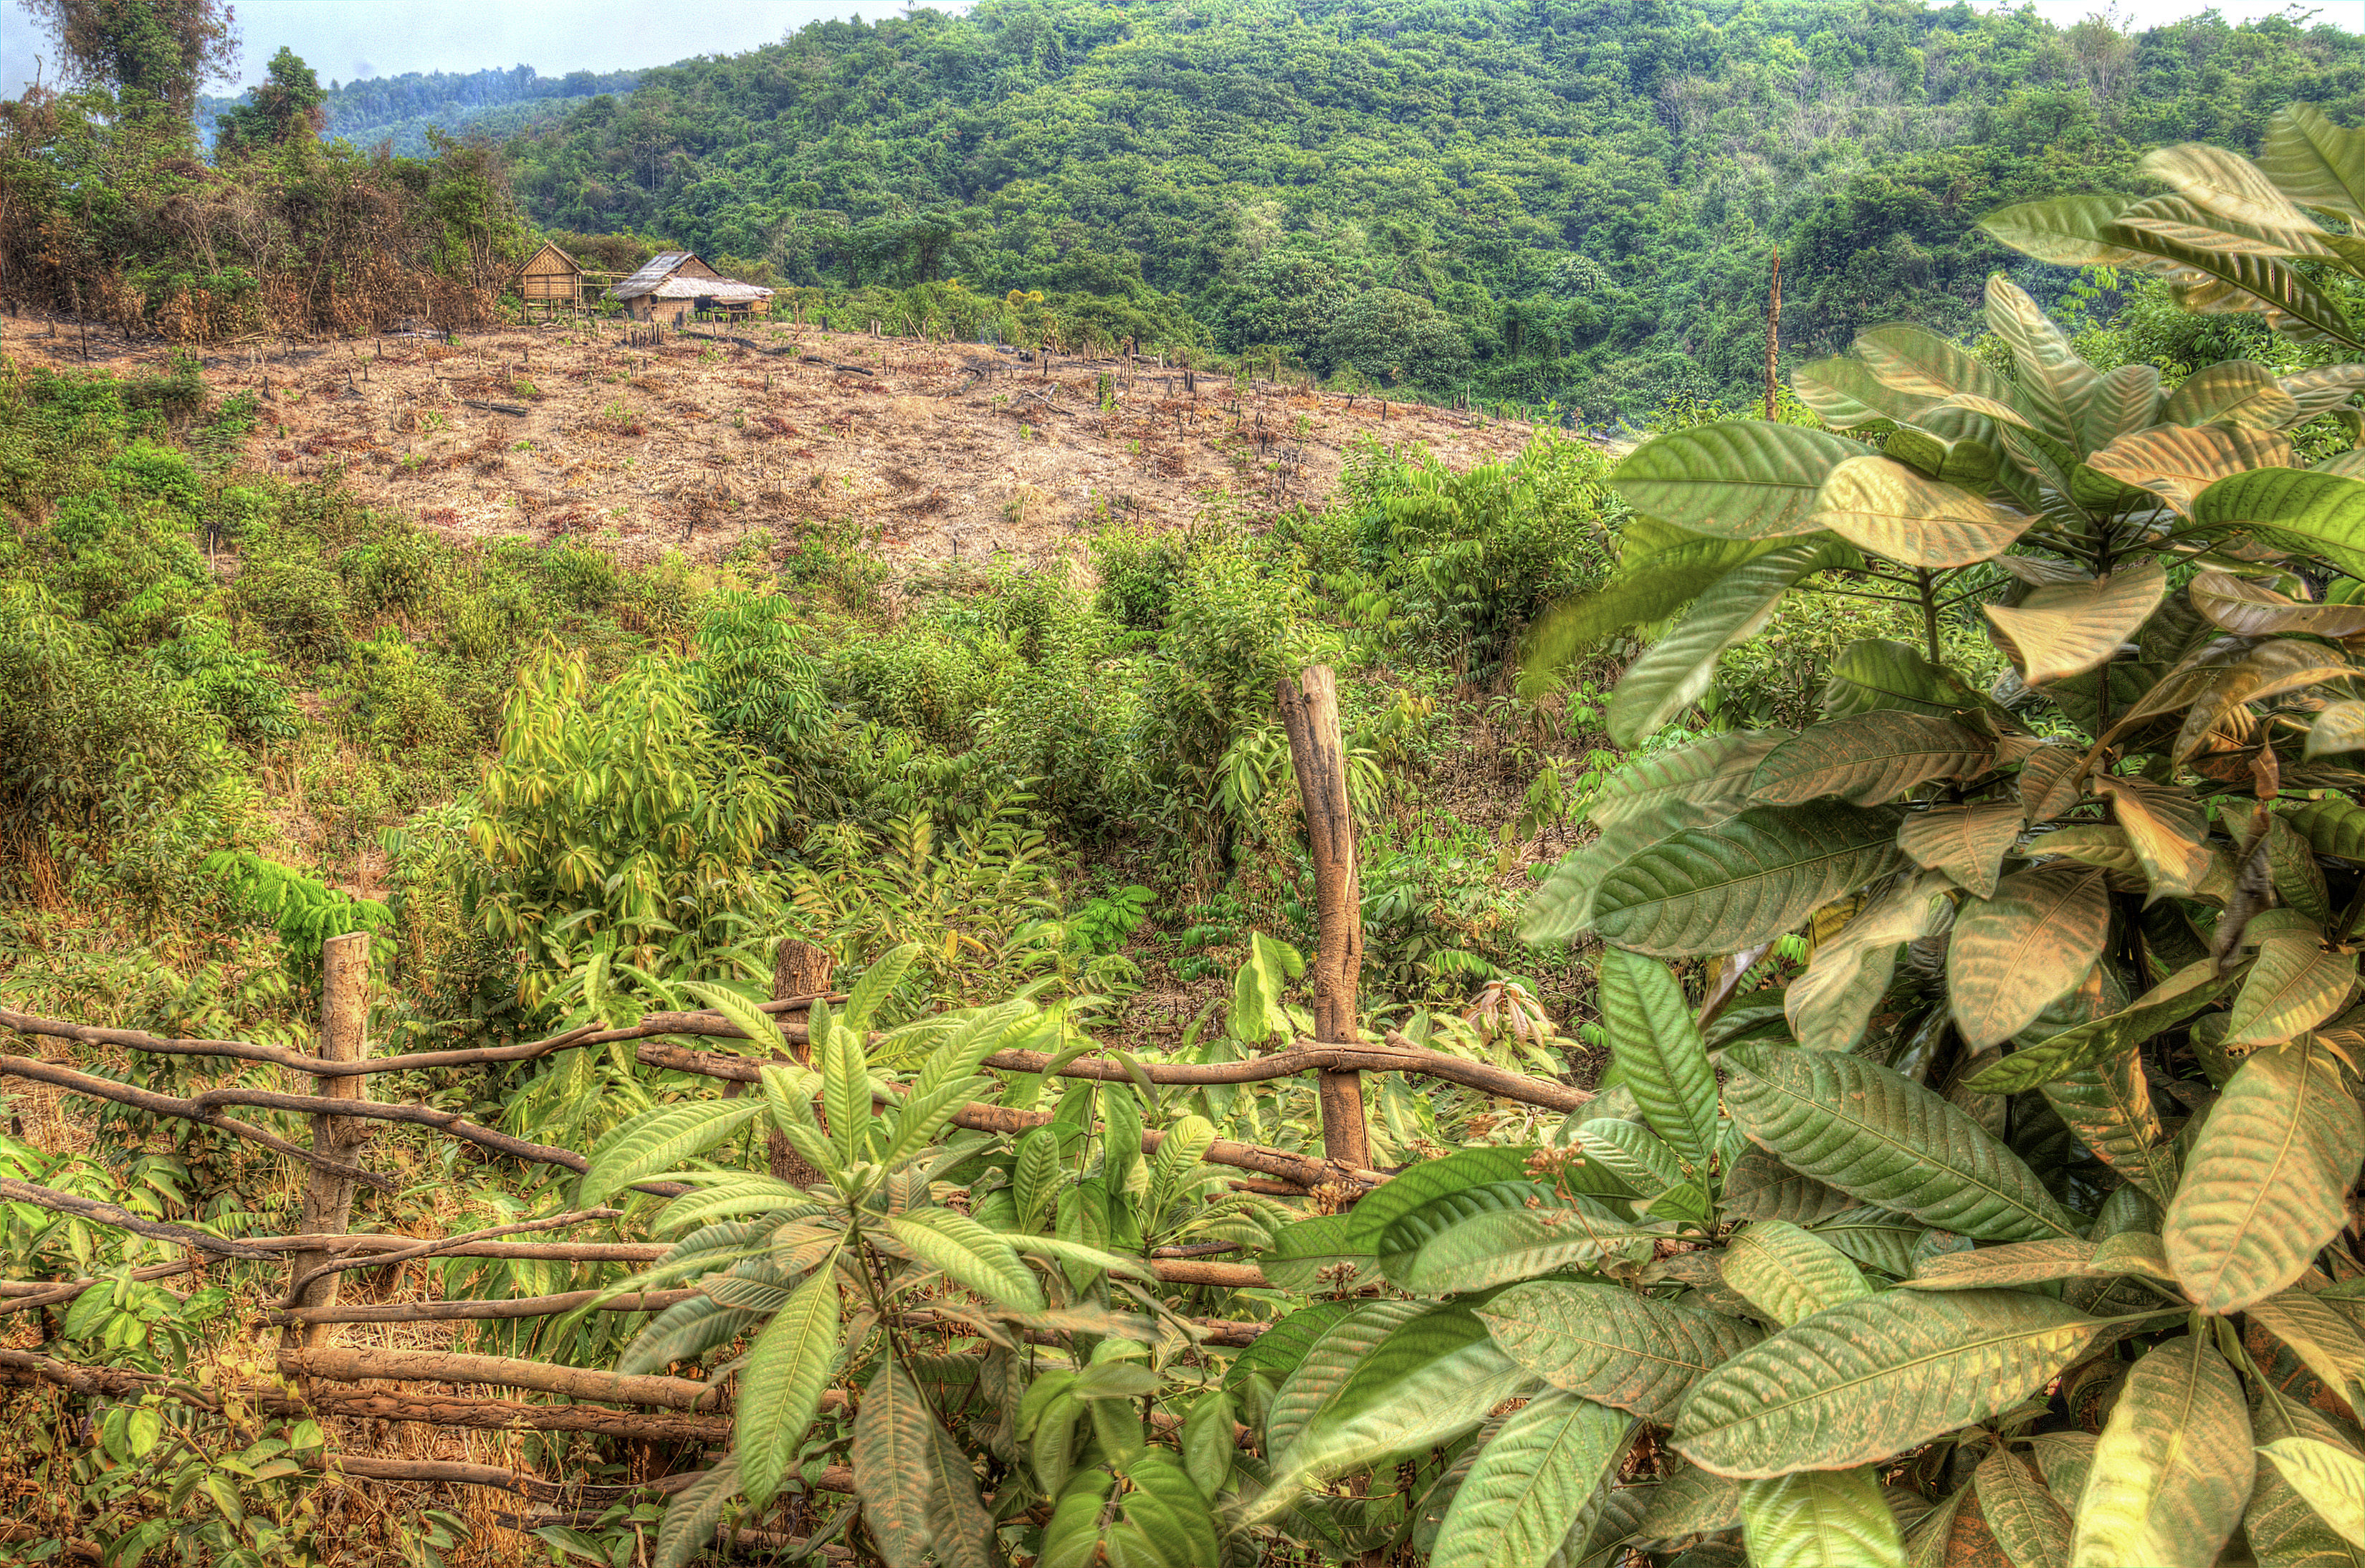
[1276,667,1370,1171]
[768,939,836,1184]
[286,932,371,1347]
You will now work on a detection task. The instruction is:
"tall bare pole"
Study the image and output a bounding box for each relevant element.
[1276,667,1370,1171]
[1764,250,1783,422]
[286,933,371,1347]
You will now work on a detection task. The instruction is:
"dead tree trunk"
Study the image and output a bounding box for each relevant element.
[1276,667,1370,1171]
[285,933,370,1348]
[768,938,836,1185]
[1764,251,1783,423]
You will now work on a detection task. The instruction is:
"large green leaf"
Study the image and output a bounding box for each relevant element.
[2192,572,2365,639]
[2192,468,2365,575]
[2165,1035,2365,1314]
[1973,1448,2072,1568]
[2070,1334,2255,1568]
[2040,1046,2177,1205]
[1345,1147,1541,1253]
[2140,142,2335,252]
[1261,1299,1430,1462]
[2225,927,2359,1047]
[1720,1220,1874,1327]
[1592,803,1906,957]
[1792,355,1936,429]
[653,1457,741,1568]
[1739,1467,1907,1568]
[2251,1390,2365,1568]
[1854,324,2021,408]
[1947,865,2112,1050]
[2084,363,2166,452]
[1748,712,1994,808]
[1721,1046,2081,1242]
[1982,560,2169,687]
[1609,536,1860,746]
[1897,803,2022,901]
[2083,424,2295,512]
[1253,1306,1534,1522]
[1399,1193,1657,1294]
[1612,423,1869,539]
[2260,102,2365,224]
[1590,732,1784,830]
[580,1099,765,1208]
[736,1270,842,1509]
[1478,1280,1762,1424]
[1985,275,2102,453]
[1822,638,1995,722]
[1807,454,2030,568]
[1979,194,2149,269]
[2249,1290,2365,1412]
[1225,1301,1357,1395]
[1635,1461,1744,1544]
[1597,948,1720,1172]
[1723,1149,1864,1228]
[1431,1392,1634,1568]
[2091,775,2212,901]
[1108,1449,1221,1568]
[1787,872,1952,1052]
[2285,797,2365,861]
[887,1209,1044,1311]
[1965,958,2232,1093]
[1671,1291,2113,1479]
[2160,361,2306,431]
[1523,527,1796,673]
[853,1361,942,1568]
[1260,1215,1375,1294]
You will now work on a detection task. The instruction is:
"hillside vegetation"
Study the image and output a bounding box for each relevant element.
[501,0,2365,413]
[11,6,2365,1568]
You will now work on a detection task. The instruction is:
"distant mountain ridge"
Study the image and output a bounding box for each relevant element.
[199,63,641,155]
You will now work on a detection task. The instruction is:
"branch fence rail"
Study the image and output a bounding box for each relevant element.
[0,666,1597,1524]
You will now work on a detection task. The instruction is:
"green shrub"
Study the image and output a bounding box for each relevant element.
[228,556,350,664]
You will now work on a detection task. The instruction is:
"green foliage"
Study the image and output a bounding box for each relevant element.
[466,642,790,1007]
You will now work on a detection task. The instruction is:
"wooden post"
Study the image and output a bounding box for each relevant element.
[285,933,370,1347]
[1764,250,1782,423]
[1276,667,1369,1170]
[768,939,836,1184]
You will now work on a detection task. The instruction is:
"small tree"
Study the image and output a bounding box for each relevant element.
[211,47,325,159]
[21,0,239,120]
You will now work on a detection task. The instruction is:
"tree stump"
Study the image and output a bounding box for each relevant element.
[769,938,836,1185]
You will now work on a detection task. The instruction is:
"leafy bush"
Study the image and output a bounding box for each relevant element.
[466,642,791,1008]
[1489,148,2365,1562]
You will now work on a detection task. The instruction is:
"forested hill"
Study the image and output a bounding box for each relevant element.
[200,64,641,156]
[502,0,2365,416]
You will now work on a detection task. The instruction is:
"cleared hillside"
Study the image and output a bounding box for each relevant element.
[1,314,1534,568]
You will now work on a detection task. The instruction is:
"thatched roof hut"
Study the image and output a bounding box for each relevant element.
[608,252,773,325]
[517,240,586,308]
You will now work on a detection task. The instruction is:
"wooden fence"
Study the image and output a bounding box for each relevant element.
[0,669,1594,1527]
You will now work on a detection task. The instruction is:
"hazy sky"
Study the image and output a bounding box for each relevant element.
[1,0,2358,101]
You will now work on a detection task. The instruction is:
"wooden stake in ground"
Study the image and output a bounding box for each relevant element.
[1276,667,1370,1170]
[1764,249,1783,422]
[285,932,371,1347]
[768,937,835,1184]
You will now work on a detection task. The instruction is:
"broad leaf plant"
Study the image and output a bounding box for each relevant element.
[612,107,2365,1568]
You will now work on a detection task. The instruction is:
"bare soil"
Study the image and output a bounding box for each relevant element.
[3,312,1537,567]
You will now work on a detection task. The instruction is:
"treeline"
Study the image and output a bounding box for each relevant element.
[0,81,535,340]
[497,0,2365,415]
[200,64,644,155]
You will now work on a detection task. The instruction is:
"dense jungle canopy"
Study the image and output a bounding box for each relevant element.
[484,0,2365,412]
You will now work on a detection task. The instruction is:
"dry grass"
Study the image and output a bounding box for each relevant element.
[0,312,1536,571]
